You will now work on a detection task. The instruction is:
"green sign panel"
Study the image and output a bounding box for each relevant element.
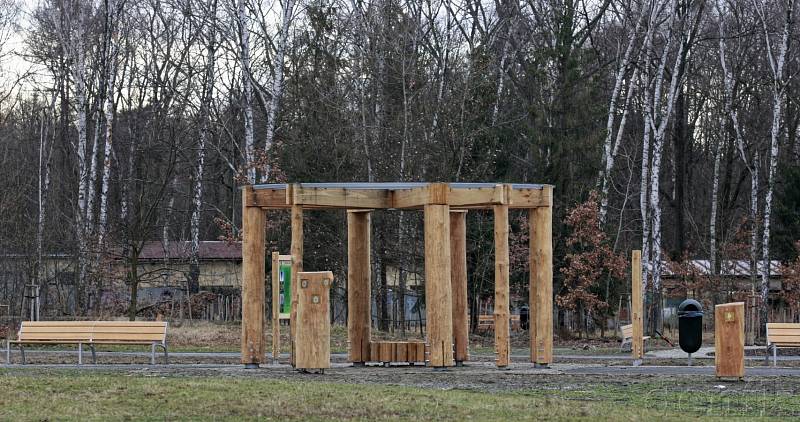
[280,262,292,313]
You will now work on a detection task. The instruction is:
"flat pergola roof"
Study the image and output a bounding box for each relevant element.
[243,182,553,210]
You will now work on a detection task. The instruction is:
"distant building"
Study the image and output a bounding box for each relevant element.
[662,259,784,292]
[134,241,242,289]
[0,241,243,317]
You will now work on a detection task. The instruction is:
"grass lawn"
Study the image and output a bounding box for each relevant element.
[1,368,798,420]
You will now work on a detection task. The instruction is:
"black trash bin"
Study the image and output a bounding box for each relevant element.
[519,306,530,331]
[678,299,703,355]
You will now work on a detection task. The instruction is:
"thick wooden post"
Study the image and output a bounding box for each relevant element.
[347,210,371,365]
[289,204,303,367]
[295,271,333,371]
[450,210,469,365]
[715,302,745,379]
[424,203,454,367]
[494,204,510,368]
[631,250,643,364]
[271,251,280,363]
[530,187,553,366]
[241,188,266,368]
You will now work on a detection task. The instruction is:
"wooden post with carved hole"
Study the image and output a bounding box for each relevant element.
[241,187,266,368]
[450,210,469,365]
[530,186,553,367]
[295,271,333,371]
[347,210,371,365]
[631,250,643,364]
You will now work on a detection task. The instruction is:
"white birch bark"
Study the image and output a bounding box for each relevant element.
[710,121,722,274]
[191,0,217,294]
[599,6,644,224]
[718,0,760,284]
[53,2,91,307]
[639,0,662,295]
[648,0,699,330]
[259,0,294,183]
[427,1,449,141]
[491,18,512,127]
[238,0,255,183]
[37,92,56,290]
[86,113,101,230]
[347,0,373,181]
[754,0,793,326]
[98,0,119,248]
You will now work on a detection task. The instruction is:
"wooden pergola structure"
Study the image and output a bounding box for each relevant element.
[241,182,553,369]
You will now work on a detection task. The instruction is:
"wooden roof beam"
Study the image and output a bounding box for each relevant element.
[244,183,553,209]
[290,185,391,209]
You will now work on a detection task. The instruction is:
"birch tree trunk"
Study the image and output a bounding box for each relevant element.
[238,0,255,183]
[599,6,644,224]
[719,0,759,289]
[55,3,91,313]
[755,0,793,336]
[190,0,218,295]
[259,0,294,183]
[98,0,120,248]
[37,93,56,300]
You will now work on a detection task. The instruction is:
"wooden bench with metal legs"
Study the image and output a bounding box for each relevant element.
[5,321,168,365]
[766,323,800,367]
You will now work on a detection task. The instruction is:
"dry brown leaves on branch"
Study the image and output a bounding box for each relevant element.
[557,192,626,316]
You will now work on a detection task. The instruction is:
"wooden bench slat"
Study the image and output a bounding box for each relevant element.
[92,328,167,334]
[17,335,93,340]
[21,327,95,333]
[767,335,800,343]
[92,333,165,341]
[767,323,800,329]
[767,330,800,335]
[91,322,167,327]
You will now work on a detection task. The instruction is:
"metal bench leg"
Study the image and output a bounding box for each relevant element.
[151,343,156,365]
[161,344,168,365]
[19,345,25,365]
[5,340,9,365]
[78,343,83,365]
[90,344,97,364]
[774,345,778,367]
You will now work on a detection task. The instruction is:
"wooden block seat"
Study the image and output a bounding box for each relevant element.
[368,341,427,366]
[766,323,800,366]
[620,323,650,352]
[5,321,168,365]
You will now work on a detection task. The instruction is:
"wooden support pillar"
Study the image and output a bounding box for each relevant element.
[241,188,266,368]
[347,210,371,365]
[530,190,553,366]
[424,204,454,367]
[631,250,643,364]
[289,204,303,367]
[494,204,510,368]
[450,210,469,365]
[271,251,280,364]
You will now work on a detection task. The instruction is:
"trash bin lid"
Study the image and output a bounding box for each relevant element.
[677,298,702,315]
